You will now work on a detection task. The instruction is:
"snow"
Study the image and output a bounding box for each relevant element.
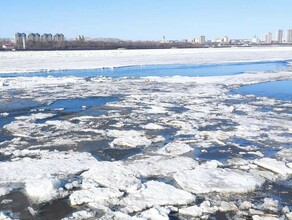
[174,166,265,194]
[100,211,143,220]
[286,212,292,220]
[0,48,292,217]
[126,156,198,178]
[178,200,221,218]
[0,151,97,203]
[0,113,9,117]
[138,206,170,220]
[106,130,152,148]
[258,198,279,212]
[15,113,55,121]
[254,158,292,177]
[252,216,279,220]
[218,201,238,212]
[179,205,203,217]
[275,148,292,162]
[156,141,193,156]
[62,210,96,220]
[141,123,164,130]
[0,187,12,197]
[119,180,195,213]
[25,177,62,203]
[239,201,253,210]
[70,186,124,209]
[1,47,292,74]
[80,161,141,192]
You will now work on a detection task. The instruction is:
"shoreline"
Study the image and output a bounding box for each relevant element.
[1,47,292,74]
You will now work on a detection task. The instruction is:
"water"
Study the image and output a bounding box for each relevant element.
[1,60,289,78]
[235,80,292,101]
[0,96,119,143]
[1,62,292,219]
[43,96,119,114]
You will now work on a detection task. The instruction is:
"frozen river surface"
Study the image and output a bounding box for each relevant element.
[0,57,292,219]
[0,60,289,78]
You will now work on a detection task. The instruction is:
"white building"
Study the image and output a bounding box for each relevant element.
[41,33,53,42]
[276,29,283,43]
[14,33,26,49]
[286,29,292,43]
[15,33,26,44]
[28,33,41,42]
[198,36,206,44]
[212,38,223,43]
[54,34,65,42]
[251,35,260,44]
[223,36,229,44]
[265,32,272,44]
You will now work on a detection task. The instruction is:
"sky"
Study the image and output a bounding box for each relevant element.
[1,0,291,41]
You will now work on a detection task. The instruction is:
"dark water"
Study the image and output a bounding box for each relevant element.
[43,96,119,113]
[0,191,74,220]
[235,80,292,101]
[1,61,289,78]
[0,96,119,144]
[1,63,292,219]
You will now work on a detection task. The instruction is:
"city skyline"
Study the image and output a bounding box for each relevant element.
[1,0,292,40]
[9,28,292,43]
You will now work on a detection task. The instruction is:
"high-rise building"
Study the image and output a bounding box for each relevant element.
[276,29,283,43]
[15,33,26,44]
[223,36,229,44]
[54,34,65,42]
[198,36,206,44]
[15,33,26,49]
[286,29,292,43]
[265,32,272,44]
[41,33,53,42]
[28,33,40,42]
[76,35,85,42]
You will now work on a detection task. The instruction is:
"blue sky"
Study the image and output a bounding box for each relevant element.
[1,0,291,40]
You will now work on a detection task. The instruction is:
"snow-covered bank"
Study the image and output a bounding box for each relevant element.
[1,47,292,74]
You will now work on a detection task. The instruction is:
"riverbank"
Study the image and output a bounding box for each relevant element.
[1,47,292,74]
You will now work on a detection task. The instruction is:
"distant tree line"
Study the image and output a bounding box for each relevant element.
[13,40,204,51]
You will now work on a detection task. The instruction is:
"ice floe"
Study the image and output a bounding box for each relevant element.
[0,150,96,202]
[1,49,292,218]
[275,148,292,162]
[156,141,193,156]
[119,180,195,213]
[126,156,198,178]
[174,166,265,194]
[141,123,164,130]
[62,210,96,220]
[254,158,292,177]
[25,177,63,203]
[80,161,141,192]
[0,113,9,117]
[70,186,124,209]
[106,130,152,148]
[0,187,12,197]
